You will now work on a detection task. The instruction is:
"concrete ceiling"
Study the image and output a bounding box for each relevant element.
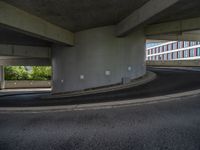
[2,0,149,32]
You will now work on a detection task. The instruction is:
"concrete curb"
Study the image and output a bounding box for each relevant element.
[0,89,51,97]
[43,71,157,99]
[0,88,200,113]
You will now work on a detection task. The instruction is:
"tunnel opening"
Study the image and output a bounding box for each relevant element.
[0,66,52,90]
[146,36,200,70]
[146,40,200,61]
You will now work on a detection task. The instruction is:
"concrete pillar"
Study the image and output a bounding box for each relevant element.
[0,66,5,90]
[52,26,146,93]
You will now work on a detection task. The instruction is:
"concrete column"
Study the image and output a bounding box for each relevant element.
[0,66,5,90]
[52,26,146,93]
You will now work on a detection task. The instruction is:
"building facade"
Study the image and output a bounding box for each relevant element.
[146,41,200,61]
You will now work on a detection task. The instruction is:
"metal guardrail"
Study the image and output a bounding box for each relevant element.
[146,60,200,67]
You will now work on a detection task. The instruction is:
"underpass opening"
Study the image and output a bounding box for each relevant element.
[0,65,52,90]
[146,38,200,68]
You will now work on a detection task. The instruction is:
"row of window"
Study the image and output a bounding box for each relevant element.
[147,48,200,60]
[146,41,200,55]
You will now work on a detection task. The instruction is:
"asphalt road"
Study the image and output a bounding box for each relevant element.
[1,93,200,150]
[1,67,200,107]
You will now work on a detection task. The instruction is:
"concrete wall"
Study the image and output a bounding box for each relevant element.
[0,44,50,58]
[5,80,51,89]
[52,26,146,93]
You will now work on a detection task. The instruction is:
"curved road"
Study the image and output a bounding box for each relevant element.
[1,68,200,150]
[1,67,200,107]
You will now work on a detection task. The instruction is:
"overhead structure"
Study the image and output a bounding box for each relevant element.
[1,0,200,93]
[116,0,180,36]
[0,1,74,46]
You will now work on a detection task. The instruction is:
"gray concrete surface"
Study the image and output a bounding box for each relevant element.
[146,31,200,41]
[4,81,51,89]
[3,0,200,33]
[0,1,74,45]
[52,26,146,93]
[0,26,52,46]
[145,17,200,36]
[0,44,51,66]
[1,93,200,150]
[47,71,156,99]
[1,0,200,98]
[0,58,51,66]
[2,0,149,32]
[0,44,50,58]
[116,0,179,36]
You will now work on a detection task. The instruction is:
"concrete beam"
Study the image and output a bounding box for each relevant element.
[0,1,74,46]
[146,33,200,41]
[145,17,200,36]
[116,0,179,36]
[0,58,51,66]
[0,44,50,58]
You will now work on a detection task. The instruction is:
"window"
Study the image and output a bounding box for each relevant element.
[184,41,189,47]
[164,45,167,52]
[164,54,167,60]
[190,41,196,46]
[197,48,200,56]
[178,51,181,58]
[158,55,162,60]
[184,50,188,58]
[173,52,176,59]
[190,49,194,57]
[173,43,177,50]
[178,42,181,49]
[156,48,158,53]
[160,46,163,53]
[156,55,159,60]
[168,44,172,51]
[167,53,171,60]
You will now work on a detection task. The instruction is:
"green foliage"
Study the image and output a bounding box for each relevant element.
[4,66,51,80]
[31,66,51,80]
[5,66,30,80]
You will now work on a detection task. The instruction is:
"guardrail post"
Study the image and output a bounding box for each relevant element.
[0,66,5,90]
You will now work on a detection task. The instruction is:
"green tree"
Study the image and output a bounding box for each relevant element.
[4,66,30,80]
[5,66,52,80]
[30,66,51,80]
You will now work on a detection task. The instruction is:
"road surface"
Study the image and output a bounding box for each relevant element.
[0,67,200,150]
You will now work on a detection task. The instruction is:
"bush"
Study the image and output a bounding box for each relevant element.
[4,66,51,80]
[31,66,51,80]
[5,66,30,80]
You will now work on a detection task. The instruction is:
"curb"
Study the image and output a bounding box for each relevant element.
[0,91,50,97]
[0,88,200,113]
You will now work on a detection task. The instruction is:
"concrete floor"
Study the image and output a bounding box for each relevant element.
[0,93,200,150]
[1,67,200,150]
